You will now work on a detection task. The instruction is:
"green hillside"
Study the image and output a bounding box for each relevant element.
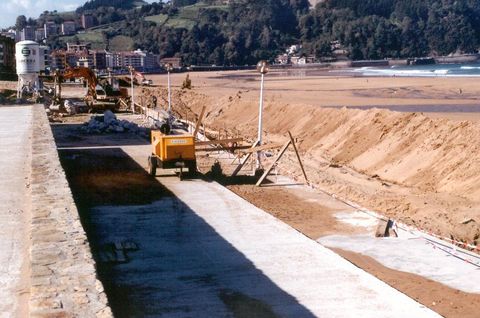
[59,32,105,49]
[144,2,228,30]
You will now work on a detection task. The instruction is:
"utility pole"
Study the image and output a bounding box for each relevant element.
[256,60,269,172]
[129,66,135,113]
[165,63,173,113]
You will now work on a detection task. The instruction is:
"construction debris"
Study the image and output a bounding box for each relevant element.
[375,219,398,238]
[81,110,148,136]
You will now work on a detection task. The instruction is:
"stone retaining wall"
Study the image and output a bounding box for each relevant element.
[29,105,112,318]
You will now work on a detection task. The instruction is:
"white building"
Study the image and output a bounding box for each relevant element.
[44,22,58,38]
[20,26,36,41]
[38,45,50,72]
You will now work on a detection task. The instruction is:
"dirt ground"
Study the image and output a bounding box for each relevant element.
[227,185,356,238]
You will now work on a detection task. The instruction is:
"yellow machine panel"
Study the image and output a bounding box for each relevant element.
[151,131,196,162]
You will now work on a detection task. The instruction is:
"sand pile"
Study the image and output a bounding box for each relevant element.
[142,86,480,245]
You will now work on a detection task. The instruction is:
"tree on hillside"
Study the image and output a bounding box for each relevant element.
[15,15,27,31]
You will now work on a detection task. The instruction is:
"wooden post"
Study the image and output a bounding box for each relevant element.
[288,131,309,184]
[256,139,291,186]
[231,140,260,177]
[193,106,206,138]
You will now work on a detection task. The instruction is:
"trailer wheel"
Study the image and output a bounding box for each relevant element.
[160,123,171,135]
[187,162,197,178]
[148,156,157,176]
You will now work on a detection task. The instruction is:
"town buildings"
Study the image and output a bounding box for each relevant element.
[20,26,36,41]
[0,34,15,77]
[48,43,159,72]
[0,31,16,41]
[160,57,182,69]
[44,21,59,38]
[62,21,77,36]
[35,28,45,42]
[81,14,95,29]
[67,42,92,52]
[39,46,50,72]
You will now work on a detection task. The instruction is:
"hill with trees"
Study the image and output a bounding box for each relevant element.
[300,0,480,59]
[11,0,480,65]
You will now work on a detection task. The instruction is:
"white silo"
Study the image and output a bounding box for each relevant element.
[15,40,40,98]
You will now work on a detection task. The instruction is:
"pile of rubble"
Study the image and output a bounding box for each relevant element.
[81,111,148,137]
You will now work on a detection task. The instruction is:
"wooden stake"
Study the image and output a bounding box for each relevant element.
[193,106,206,138]
[231,140,260,177]
[240,142,284,154]
[256,139,292,186]
[288,131,309,184]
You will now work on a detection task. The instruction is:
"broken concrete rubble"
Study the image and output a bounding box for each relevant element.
[81,111,149,137]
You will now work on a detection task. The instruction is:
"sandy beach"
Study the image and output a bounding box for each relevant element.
[153,69,480,121]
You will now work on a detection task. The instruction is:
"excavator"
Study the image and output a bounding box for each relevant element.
[52,67,129,112]
[119,70,153,87]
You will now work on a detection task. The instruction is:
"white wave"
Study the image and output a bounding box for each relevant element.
[331,66,480,77]
[358,68,451,77]
[460,66,480,70]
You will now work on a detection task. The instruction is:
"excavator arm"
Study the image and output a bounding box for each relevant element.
[62,67,99,99]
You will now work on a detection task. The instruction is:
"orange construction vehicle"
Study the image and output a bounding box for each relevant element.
[57,67,129,111]
[148,130,197,179]
[134,70,153,86]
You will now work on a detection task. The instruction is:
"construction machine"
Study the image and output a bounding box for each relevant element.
[48,67,129,112]
[135,70,153,86]
[64,67,129,111]
[148,130,197,180]
[119,70,153,87]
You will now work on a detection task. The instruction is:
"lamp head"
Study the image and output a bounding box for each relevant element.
[164,63,173,72]
[256,60,269,74]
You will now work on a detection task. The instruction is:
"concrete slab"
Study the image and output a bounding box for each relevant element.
[89,172,441,317]
[0,105,33,317]
[319,210,480,294]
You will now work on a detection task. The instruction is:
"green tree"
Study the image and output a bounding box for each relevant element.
[15,15,27,31]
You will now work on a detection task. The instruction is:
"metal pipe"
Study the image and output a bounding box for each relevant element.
[256,72,265,169]
[130,67,135,113]
[167,71,172,113]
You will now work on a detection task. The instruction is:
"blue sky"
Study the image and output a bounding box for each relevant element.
[0,0,157,29]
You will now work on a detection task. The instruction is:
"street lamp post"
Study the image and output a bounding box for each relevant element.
[165,63,173,114]
[128,66,135,113]
[256,60,269,171]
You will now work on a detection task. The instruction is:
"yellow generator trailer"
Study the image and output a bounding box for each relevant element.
[148,130,197,179]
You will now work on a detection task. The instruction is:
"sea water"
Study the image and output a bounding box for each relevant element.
[350,63,480,77]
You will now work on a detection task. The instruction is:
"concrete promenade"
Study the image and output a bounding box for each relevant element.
[86,135,443,318]
[0,105,32,317]
[159,177,443,317]
[0,105,112,317]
